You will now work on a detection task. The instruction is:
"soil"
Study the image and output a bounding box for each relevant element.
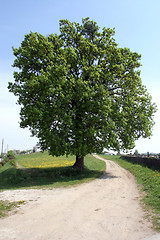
[0,155,159,240]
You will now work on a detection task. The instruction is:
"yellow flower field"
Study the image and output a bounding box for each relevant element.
[16,152,75,169]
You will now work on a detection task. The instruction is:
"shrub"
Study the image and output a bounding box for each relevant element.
[7,150,15,158]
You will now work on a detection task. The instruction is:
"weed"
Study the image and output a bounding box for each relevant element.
[0,200,25,218]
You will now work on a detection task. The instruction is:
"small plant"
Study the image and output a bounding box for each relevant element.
[0,200,25,218]
[1,158,8,166]
[7,150,15,159]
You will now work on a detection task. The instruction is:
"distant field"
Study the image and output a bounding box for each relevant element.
[16,151,76,168]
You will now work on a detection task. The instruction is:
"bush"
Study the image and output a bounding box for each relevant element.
[1,159,8,166]
[7,150,15,158]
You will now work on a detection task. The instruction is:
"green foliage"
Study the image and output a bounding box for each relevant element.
[0,158,9,167]
[134,149,139,156]
[7,150,14,156]
[0,152,105,189]
[8,18,157,158]
[7,150,15,158]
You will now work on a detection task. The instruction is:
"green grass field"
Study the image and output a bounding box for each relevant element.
[16,152,76,168]
[101,154,160,231]
[0,152,106,190]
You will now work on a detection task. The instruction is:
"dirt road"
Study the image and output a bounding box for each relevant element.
[0,155,158,240]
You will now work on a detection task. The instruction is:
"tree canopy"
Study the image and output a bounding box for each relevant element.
[8,18,157,169]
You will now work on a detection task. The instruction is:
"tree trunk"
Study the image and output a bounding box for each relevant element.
[72,155,84,170]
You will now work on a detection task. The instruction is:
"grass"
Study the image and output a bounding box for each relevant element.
[0,200,25,218]
[0,152,106,190]
[16,152,76,169]
[101,154,160,231]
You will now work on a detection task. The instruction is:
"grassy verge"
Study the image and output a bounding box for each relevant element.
[0,152,106,190]
[101,154,160,231]
[0,200,25,218]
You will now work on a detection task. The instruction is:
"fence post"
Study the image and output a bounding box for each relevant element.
[1,138,4,161]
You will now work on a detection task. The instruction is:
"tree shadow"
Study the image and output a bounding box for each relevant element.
[99,172,119,179]
[0,165,105,190]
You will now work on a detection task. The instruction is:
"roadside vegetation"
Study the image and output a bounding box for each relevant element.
[101,154,160,231]
[0,200,25,218]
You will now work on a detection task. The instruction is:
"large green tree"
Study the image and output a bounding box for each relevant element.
[8,18,156,169]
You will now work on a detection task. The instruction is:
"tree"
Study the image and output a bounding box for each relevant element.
[8,18,157,169]
[134,149,139,156]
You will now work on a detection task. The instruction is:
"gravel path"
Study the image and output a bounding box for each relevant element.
[0,155,159,240]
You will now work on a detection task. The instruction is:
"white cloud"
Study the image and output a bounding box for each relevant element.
[135,87,160,153]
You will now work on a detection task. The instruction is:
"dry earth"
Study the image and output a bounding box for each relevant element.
[0,155,159,240]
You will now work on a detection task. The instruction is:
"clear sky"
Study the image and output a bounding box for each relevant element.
[0,0,160,153]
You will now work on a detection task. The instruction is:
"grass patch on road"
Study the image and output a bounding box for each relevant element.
[0,152,105,190]
[0,200,25,218]
[101,154,160,231]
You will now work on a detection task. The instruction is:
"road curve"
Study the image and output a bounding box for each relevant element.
[0,155,158,240]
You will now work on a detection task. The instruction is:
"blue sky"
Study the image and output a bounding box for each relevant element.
[0,0,160,153]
